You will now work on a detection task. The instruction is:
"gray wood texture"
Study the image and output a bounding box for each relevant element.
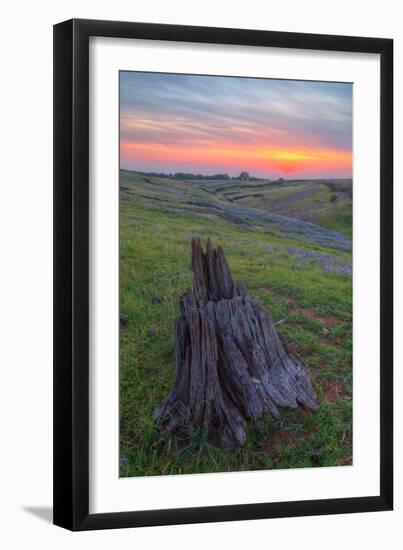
[154,237,318,447]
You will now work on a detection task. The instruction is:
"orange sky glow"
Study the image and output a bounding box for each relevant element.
[120,140,352,176]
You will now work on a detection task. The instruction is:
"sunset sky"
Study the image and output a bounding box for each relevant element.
[120,72,352,178]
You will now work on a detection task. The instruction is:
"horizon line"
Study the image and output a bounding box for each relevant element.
[120,167,352,181]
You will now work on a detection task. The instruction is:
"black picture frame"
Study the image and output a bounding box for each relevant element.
[53,18,393,531]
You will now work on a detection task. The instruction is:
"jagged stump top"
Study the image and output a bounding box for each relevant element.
[192,237,236,302]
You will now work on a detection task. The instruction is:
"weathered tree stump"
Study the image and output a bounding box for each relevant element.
[154,237,319,447]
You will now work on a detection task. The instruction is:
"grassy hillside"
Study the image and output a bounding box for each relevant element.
[210,177,352,238]
[120,170,352,477]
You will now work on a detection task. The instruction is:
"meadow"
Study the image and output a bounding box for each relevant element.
[119,170,352,477]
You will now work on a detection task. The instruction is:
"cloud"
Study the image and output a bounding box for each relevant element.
[120,71,352,177]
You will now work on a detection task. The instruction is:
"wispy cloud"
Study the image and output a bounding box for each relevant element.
[120,72,352,178]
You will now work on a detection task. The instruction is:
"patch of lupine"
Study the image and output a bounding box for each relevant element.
[226,204,352,252]
[149,199,351,252]
[269,244,352,276]
[133,175,352,252]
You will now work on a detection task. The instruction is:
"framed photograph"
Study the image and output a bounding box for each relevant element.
[53,19,393,530]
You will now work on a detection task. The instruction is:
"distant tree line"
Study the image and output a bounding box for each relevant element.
[134,170,231,180]
[128,169,289,183]
[173,172,231,180]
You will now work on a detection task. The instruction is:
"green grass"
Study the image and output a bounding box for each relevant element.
[119,170,352,477]
[232,180,352,238]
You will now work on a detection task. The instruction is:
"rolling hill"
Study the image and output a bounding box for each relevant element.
[217,178,352,238]
[120,170,352,247]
